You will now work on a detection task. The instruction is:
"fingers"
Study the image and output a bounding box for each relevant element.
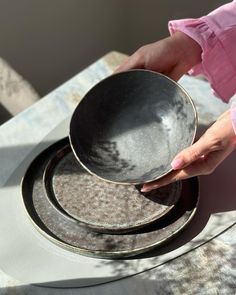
[114,52,144,73]
[141,170,191,192]
[170,135,212,170]
[142,112,236,192]
[170,125,230,170]
[141,158,205,192]
[141,145,234,192]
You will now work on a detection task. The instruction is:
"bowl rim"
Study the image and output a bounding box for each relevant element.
[69,69,198,185]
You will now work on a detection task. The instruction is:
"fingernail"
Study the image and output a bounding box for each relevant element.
[171,158,184,170]
[141,187,149,192]
[141,185,159,192]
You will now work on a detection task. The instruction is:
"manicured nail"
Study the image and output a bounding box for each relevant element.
[141,187,148,192]
[141,185,159,192]
[171,158,184,170]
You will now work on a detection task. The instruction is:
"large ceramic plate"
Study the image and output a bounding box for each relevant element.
[43,141,182,233]
[21,137,199,259]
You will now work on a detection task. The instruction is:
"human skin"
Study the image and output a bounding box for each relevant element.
[115,32,236,192]
[116,31,202,81]
[142,110,236,192]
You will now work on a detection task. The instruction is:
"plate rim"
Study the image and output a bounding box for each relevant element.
[21,137,200,259]
[42,140,182,234]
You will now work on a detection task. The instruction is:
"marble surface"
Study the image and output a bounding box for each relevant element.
[0,57,39,124]
[0,52,236,294]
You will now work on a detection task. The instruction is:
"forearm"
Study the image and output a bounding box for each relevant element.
[168,1,236,102]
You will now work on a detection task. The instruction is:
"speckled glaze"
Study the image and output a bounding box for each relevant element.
[70,70,197,184]
[43,143,182,233]
[22,138,199,259]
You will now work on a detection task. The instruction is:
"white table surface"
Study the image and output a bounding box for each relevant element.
[0,52,235,294]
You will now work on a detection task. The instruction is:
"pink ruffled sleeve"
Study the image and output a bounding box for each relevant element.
[168,1,236,103]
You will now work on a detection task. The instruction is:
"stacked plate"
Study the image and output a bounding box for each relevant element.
[21,137,199,259]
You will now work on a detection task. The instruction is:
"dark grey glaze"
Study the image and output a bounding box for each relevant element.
[22,138,199,259]
[70,70,197,184]
[43,144,182,233]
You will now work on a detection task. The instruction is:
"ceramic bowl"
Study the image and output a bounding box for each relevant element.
[69,70,197,184]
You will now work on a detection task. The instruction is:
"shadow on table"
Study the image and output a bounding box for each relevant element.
[0,103,12,125]
[1,123,236,290]
[1,235,236,292]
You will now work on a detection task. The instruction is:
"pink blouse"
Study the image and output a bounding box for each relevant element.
[168,1,236,132]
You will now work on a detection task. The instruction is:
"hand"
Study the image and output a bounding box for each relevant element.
[115,31,202,81]
[141,110,236,192]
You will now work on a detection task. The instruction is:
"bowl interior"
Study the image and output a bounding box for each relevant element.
[70,70,196,184]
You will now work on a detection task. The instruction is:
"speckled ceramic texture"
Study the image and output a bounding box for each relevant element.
[22,138,199,259]
[43,143,182,233]
[70,70,197,184]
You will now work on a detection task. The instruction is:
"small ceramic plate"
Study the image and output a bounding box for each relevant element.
[43,141,182,233]
[21,138,199,259]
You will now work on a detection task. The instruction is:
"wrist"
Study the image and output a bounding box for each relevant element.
[172,31,202,70]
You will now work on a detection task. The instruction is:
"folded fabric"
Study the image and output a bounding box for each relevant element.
[168,1,236,102]
[168,1,236,133]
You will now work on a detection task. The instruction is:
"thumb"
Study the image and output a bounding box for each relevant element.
[171,136,210,170]
[114,52,144,73]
